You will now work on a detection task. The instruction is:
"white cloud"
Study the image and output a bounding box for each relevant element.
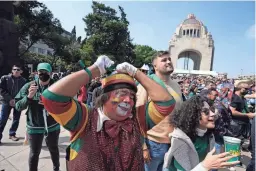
[245,24,255,39]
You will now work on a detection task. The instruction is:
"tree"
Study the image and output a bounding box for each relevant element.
[82,1,135,64]
[43,32,70,67]
[21,52,52,67]
[44,26,86,70]
[14,1,63,57]
[134,45,157,67]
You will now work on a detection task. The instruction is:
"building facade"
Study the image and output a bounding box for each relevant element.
[28,29,72,56]
[169,14,215,71]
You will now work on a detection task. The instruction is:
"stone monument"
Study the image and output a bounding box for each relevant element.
[0,1,20,77]
[169,14,214,71]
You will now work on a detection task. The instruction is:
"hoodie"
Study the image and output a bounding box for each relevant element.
[163,128,215,171]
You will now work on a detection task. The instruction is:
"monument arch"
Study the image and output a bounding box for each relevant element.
[169,14,214,71]
[177,49,202,70]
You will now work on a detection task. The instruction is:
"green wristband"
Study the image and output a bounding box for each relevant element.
[84,68,92,81]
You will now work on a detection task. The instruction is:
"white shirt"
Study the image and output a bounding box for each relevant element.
[96,108,110,132]
[96,108,133,132]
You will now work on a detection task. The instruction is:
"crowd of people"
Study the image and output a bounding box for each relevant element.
[0,51,255,171]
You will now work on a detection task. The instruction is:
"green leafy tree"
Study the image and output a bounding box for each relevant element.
[134,45,157,67]
[14,1,63,57]
[82,1,135,64]
[45,26,86,70]
[21,52,52,66]
[44,32,70,67]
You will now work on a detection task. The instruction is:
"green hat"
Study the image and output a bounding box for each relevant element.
[37,63,52,72]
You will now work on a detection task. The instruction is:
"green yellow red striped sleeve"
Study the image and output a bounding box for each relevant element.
[42,89,89,139]
[147,98,176,125]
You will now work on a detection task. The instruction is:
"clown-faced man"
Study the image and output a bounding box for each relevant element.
[41,56,175,171]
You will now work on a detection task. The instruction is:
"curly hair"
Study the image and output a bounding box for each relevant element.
[169,95,206,142]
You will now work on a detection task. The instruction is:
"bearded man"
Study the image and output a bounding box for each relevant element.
[41,55,175,171]
[136,51,182,171]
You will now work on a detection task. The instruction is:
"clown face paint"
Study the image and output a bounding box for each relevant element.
[111,97,121,104]
[116,102,131,116]
[103,88,135,121]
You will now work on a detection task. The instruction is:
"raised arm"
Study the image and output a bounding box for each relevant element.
[47,65,100,98]
[42,56,114,141]
[116,62,176,132]
[117,62,173,102]
[135,70,172,102]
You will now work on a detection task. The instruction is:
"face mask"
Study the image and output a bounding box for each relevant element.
[207,99,215,106]
[241,90,248,96]
[39,73,50,82]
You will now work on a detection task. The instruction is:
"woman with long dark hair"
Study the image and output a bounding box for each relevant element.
[163,96,239,171]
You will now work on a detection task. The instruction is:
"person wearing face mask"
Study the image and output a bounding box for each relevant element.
[230,82,256,134]
[163,96,240,171]
[40,55,175,171]
[199,88,218,107]
[15,63,60,171]
[229,82,256,151]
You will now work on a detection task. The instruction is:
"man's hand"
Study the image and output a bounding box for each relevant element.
[247,113,256,119]
[93,55,114,75]
[116,62,137,77]
[28,82,38,99]
[9,99,15,107]
[143,149,151,163]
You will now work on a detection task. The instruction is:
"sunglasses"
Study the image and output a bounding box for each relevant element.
[12,68,21,71]
[202,106,216,115]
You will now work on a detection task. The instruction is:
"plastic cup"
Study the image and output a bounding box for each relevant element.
[223,136,241,162]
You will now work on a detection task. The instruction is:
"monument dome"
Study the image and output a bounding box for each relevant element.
[169,14,214,71]
[182,14,202,25]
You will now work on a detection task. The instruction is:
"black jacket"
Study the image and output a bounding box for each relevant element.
[0,74,27,104]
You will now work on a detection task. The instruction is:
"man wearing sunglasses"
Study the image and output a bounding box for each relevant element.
[0,64,26,143]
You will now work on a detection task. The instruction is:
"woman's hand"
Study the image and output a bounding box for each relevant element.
[202,147,240,170]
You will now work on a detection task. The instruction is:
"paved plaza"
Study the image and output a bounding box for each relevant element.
[0,105,252,171]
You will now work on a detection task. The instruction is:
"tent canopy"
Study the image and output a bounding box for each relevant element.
[173,69,218,76]
[140,64,149,71]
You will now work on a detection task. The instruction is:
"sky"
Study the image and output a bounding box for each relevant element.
[42,1,255,78]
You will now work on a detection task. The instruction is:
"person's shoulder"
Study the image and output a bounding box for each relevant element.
[231,94,240,100]
[21,77,27,82]
[49,79,55,85]
[1,74,10,79]
[23,81,32,87]
[169,79,180,86]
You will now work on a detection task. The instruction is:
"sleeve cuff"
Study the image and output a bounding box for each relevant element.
[193,163,208,171]
[42,89,71,102]
[142,142,148,150]
[155,98,176,107]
